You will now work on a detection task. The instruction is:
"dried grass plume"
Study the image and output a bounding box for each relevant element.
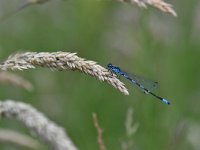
[0,129,40,149]
[0,51,129,95]
[0,72,33,91]
[0,100,77,150]
[119,0,177,17]
[0,0,50,23]
[92,113,107,150]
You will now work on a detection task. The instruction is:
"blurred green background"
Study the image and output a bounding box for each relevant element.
[0,0,200,150]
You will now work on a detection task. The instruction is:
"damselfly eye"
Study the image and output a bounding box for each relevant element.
[107,63,112,68]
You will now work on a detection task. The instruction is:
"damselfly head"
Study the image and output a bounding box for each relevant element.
[107,63,113,68]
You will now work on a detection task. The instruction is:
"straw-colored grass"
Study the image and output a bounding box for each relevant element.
[0,0,50,23]
[92,113,106,150]
[0,51,129,95]
[0,129,40,149]
[0,100,77,150]
[0,72,33,91]
[119,0,177,17]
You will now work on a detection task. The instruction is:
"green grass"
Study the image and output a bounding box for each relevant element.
[0,0,199,150]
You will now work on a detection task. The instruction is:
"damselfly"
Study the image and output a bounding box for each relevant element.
[107,63,170,105]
